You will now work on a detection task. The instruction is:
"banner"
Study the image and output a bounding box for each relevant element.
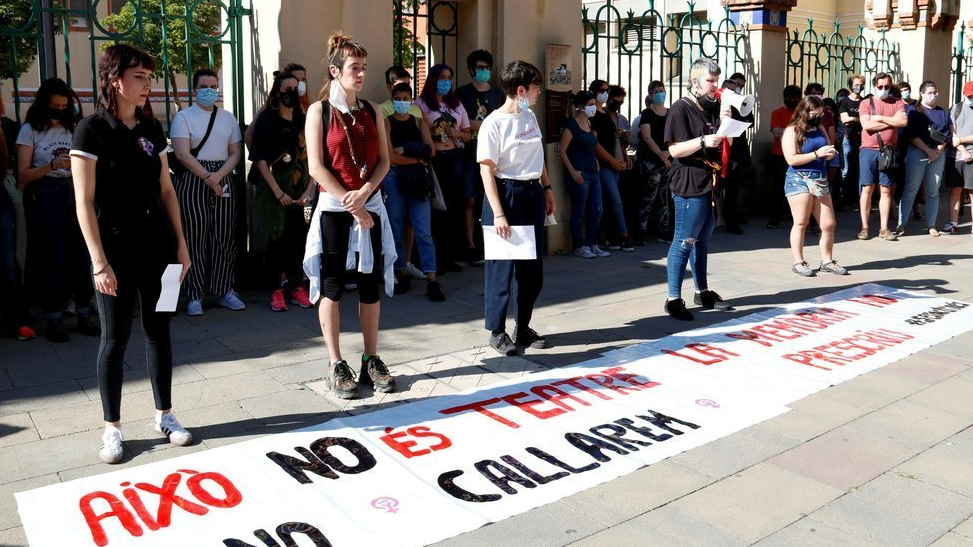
[17,284,973,547]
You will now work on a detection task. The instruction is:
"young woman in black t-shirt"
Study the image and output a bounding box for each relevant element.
[71,44,193,464]
[662,59,732,321]
[637,80,672,242]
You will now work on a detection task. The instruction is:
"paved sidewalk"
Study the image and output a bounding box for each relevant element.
[2,208,973,547]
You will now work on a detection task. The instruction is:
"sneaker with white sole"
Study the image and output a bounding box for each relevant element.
[574,246,596,259]
[99,427,124,464]
[219,290,246,311]
[155,412,193,446]
[942,221,958,234]
[405,262,426,280]
[591,245,611,257]
[187,299,203,316]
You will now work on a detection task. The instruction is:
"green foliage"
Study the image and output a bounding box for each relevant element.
[393,0,425,69]
[0,1,64,80]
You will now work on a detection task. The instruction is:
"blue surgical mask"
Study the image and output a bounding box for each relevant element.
[393,100,412,115]
[436,79,452,96]
[852,84,863,94]
[517,94,530,112]
[876,89,890,100]
[583,105,597,117]
[475,69,491,83]
[901,90,911,101]
[196,87,218,107]
[652,91,666,104]
[965,97,973,107]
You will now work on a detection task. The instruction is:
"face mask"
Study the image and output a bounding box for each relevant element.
[278,89,299,108]
[297,81,307,97]
[596,91,609,104]
[808,115,822,128]
[901,90,911,101]
[196,87,218,107]
[852,84,863,94]
[583,105,596,117]
[697,92,720,116]
[836,94,848,103]
[784,98,800,109]
[437,79,452,96]
[393,100,412,115]
[73,103,81,115]
[652,91,666,104]
[607,100,623,112]
[966,97,973,108]
[517,94,530,112]
[876,89,890,100]
[921,93,936,107]
[475,69,491,83]
[49,108,70,123]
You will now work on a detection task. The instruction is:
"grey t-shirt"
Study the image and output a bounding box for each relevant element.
[951,102,973,157]
[16,123,73,178]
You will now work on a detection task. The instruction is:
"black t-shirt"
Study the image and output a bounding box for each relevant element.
[591,110,618,168]
[729,107,753,165]
[838,97,862,137]
[637,107,667,165]
[248,109,302,165]
[663,98,721,198]
[71,110,169,226]
[455,83,505,136]
[388,115,422,149]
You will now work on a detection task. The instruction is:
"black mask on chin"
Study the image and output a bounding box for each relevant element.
[697,93,720,116]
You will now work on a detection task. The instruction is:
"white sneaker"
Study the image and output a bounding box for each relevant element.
[219,290,246,311]
[574,246,596,259]
[99,427,124,464]
[155,412,193,446]
[591,245,611,257]
[405,262,426,280]
[186,299,203,316]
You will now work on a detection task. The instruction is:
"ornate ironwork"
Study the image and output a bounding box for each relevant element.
[393,0,458,93]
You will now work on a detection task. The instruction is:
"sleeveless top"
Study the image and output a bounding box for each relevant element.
[324,101,380,192]
[786,128,827,175]
[388,115,422,149]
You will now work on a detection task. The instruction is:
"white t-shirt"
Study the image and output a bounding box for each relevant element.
[16,123,73,178]
[169,105,242,161]
[476,109,544,180]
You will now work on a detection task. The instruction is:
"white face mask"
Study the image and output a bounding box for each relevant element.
[297,80,307,97]
[875,88,890,100]
[583,105,596,117]
[596,91,609,104]
[921,93,936,107]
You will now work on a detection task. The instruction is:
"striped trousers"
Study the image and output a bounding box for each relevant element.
[175,160,237,301]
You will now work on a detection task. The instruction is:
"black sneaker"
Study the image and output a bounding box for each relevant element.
[426,280,445,302]
[360,355,396,393]
[694,290,733,311]
[77,314,101,337]
[665,298,694,321]
[45,319,69,343]
[489,331,517,356]
[514,325,547,349]
[619,239,635,252]
[394,273,411,295]
[328,359,358,399]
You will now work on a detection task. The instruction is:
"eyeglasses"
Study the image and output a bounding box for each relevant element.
[923,92,939,97]
[875,85,891,90]
[197,84,219,90]
[474,64,491,70]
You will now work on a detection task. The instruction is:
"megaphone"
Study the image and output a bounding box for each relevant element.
[721,88,755,117]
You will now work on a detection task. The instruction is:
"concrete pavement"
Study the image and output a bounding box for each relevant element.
[2,206,973,547]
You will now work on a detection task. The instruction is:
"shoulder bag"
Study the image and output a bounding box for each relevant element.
[169,106,218,177]
[870,98,900,174]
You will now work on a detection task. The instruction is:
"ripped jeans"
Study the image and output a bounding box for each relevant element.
[667,194,715,298]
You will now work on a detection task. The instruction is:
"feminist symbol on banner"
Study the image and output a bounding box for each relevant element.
[695,398,720,408]
[371,497,400,513]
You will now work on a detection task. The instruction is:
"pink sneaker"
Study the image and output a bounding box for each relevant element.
[292,287,313,308]
[271,289,289,312]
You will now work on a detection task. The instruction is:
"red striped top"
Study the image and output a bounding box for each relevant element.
[323,102,380,192]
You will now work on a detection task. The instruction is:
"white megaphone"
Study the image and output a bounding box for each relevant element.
[721,89,755,117]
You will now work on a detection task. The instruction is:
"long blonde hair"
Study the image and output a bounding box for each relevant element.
[317,33,368,101]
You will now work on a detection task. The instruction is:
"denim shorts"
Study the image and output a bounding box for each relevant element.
[784,170,827,197]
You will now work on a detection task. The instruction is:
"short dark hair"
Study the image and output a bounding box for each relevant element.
[897,81,911,90]
[391,82,412,96]
[466,49,494,70]
[97,43,156,123]
[385,65,411,85]
[192,68,218,88]
[804,82,824,96]
[588,79,608,94]
[783,84,802,99]
[729,72,745,81]
[873,73,892,86]
[722,79,736,89]
[607,84,626,99]
[648,80,664,94]
[499,60,542,97]
[571,90,595,107]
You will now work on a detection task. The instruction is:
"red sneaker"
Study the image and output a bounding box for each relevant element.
[16,326,36,341]
[271,289,289,312]
[291,287,313,308]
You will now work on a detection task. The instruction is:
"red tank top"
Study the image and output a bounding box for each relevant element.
[323,102,380,192]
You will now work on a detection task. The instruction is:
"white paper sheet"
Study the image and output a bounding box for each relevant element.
[483,225,537,260]
[717,117,752,137]
[155,263,182,312]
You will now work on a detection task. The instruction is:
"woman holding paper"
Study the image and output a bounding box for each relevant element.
[478,60,554,356]
[781,96,847,277]
[71,44,193,463]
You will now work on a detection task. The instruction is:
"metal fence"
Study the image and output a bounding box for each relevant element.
[784,21,901,98]
[392,0,458,95]
[581,0,748,124]
[950,24,973,104]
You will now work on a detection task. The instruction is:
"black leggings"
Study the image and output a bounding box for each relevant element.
[267,206,308,297]
[96,234,174,422]
[320,210,382,303]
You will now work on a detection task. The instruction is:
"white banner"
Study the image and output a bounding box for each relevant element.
[16,284,973,547]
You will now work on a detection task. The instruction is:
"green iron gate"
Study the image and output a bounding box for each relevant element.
[393,0,458,94]
[785,20,901,98]
[0,0,251,132]
[581,0,749,124]
[951,23,973,104]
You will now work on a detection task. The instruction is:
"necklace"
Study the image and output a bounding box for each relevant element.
[334,99,369,180]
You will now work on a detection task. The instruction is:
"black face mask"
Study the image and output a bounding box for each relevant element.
[808,116,822,128]
[697,93,720,116]
[607,100,623,112]
[49,107,71,123]
[784,98,800,109]
[278,89,299,108]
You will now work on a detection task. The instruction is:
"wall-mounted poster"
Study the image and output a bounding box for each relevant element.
[545,44,572,92]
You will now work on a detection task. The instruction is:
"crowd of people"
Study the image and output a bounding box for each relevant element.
[1,41,971,462]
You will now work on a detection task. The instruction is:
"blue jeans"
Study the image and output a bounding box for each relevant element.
[383,165,436,273]
[899,146,945,228]
[567,170,602,248]
[859,147,892,187]
[667,195,715,298]
[599,167,627,236]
